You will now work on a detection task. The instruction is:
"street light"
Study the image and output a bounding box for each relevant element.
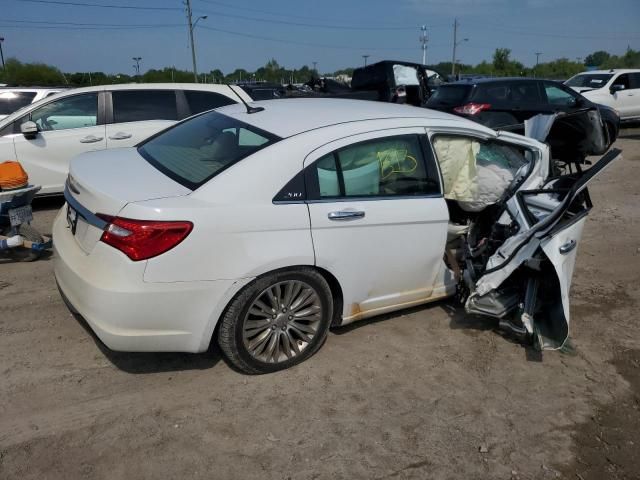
[0,37,5,70]
[362,55,370,67]
[132,56,142,79]
[186,0,207,83]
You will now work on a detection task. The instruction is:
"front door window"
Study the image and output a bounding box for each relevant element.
[29,94,98,131]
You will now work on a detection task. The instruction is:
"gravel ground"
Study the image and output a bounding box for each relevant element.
[1,127,639,480]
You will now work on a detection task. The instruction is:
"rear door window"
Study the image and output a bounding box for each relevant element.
[628,73,640,90]
[112,90,178,123]
[508,81,543,104]
[184,90,235,115]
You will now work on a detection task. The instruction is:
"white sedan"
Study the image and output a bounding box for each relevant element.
[53,99,619,374]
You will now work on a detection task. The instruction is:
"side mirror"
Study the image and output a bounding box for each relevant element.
[610,84,625,94]
[20,121,38,139]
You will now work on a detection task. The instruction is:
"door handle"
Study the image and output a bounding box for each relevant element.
[79,135,103,144]
[559,239,577,254]
[108,132,133,140]
[328,210,365,221]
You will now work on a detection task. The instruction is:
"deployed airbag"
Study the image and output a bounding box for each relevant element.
[433,136,526,212]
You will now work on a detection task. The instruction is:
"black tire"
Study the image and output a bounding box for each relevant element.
[217,268,333,374]
[6,223,44,262]
[605,121,617,147]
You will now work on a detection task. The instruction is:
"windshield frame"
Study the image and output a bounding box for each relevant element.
[138,109,281,191]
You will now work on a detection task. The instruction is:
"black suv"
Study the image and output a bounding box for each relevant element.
[425,77,619,144]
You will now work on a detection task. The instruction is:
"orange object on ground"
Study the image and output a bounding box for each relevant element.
[0,161,29,190]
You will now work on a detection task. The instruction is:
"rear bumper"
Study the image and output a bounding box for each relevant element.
[53,208,249,353]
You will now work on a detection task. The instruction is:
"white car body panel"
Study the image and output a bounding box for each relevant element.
[14,124,107,195]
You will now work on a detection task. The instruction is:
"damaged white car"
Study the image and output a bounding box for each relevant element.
[53,98,620,373]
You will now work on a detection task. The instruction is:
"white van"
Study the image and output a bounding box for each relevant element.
[0,83,252,195]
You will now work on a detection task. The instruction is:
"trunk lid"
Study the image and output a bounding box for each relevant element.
[64,147,191,253]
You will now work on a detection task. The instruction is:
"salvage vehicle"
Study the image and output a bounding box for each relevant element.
[426,78,620,147]
[306,61,445,107]
[565,69,640,122]
[53,98,619,374]
[0,84,253,196]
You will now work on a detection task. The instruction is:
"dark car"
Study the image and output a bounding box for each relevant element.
[236,82,287,101]
[425,78,619,145]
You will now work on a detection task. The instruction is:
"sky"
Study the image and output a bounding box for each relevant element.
[1,0,639,75]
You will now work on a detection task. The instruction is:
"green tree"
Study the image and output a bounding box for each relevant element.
[493,48,511,72]
[584,50,611,67]
[0,58,67,86]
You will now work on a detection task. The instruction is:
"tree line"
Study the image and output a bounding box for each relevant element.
[1,48,638,87]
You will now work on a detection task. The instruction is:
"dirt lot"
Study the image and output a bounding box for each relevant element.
[1,128,639,480]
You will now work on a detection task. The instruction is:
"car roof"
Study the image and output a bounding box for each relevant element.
[215,98,485,138]
[0,83,249,127]
[576,69,640,74]
[450,77,558,85]
[0,87,65,92]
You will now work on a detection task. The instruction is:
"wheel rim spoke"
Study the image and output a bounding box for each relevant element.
[242,280,323,364]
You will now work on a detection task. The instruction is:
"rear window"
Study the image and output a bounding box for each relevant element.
[138,110,280,190]
[184,90,235,115]
[426,85,471,106]
[0,91,37,115]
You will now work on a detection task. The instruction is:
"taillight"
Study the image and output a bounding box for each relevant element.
[97,215,193,261]
[453,103,492,115]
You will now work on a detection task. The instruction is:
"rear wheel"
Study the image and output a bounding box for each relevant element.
[217,268,333,374]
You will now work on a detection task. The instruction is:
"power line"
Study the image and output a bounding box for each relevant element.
[195,8,425,31]
[196,0,433,30]
[1,19,184,28]
[0,23,182,30]
[16,0,182,10]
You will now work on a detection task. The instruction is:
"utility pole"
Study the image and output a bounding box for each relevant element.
[362,55,369,67]
[0,37,5,70]
[451,19,458,76]
[534,52,542,77]
[420,25,428,66]
[313,61,318,75]
[185,0,204,83]
[451,20,468,79]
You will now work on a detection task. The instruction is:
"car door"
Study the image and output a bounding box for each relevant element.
[507,80,547,123]
[304,129,451,324]
[12,91,105,194]
[607,73,635,119]
[105,89,179,148]
[542,81,580,114]
[467,147,622,350]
